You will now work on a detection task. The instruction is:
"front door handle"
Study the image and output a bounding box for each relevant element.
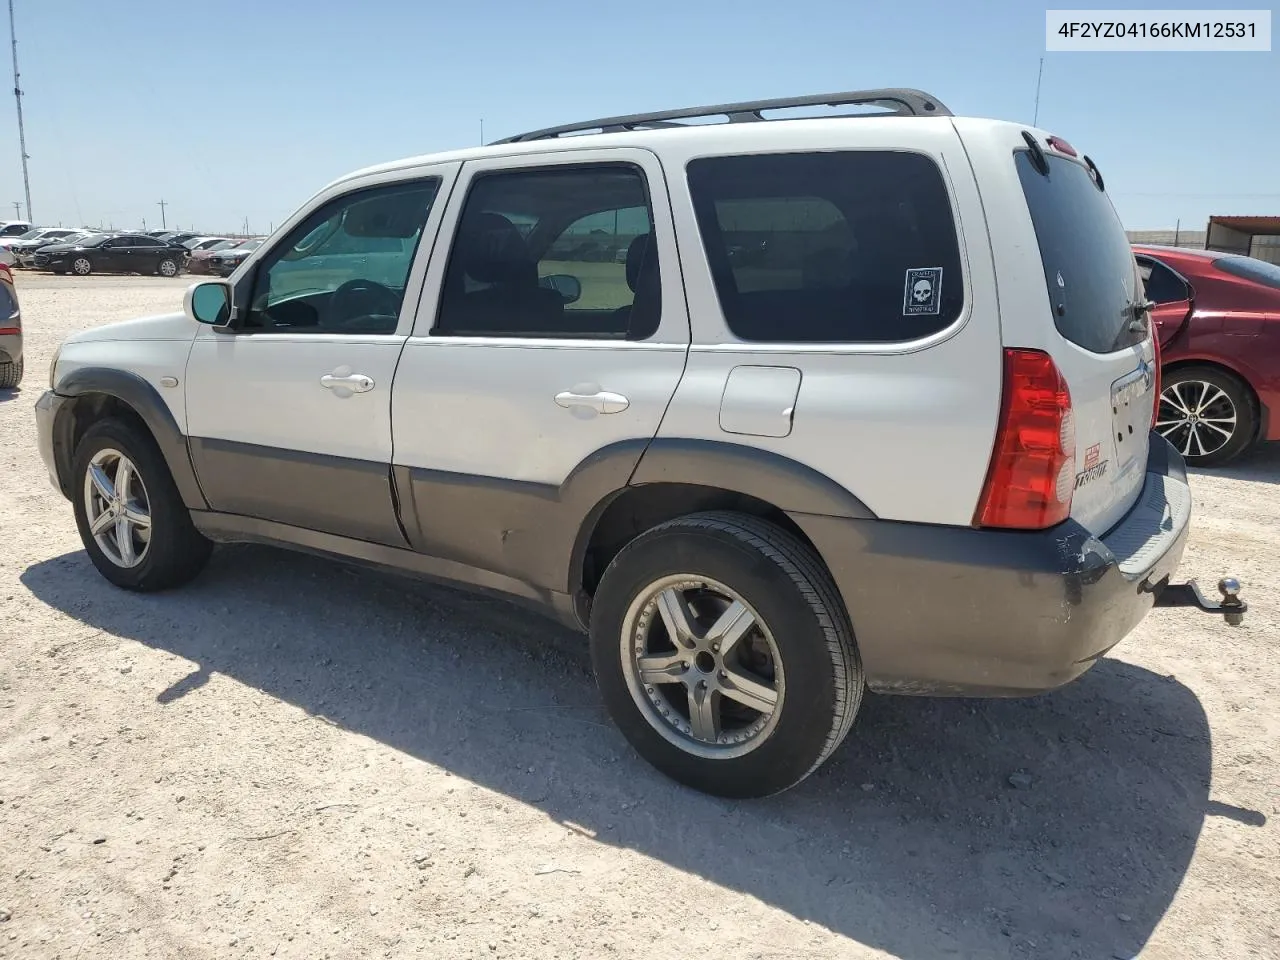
[554,389,630,415]
[320,372,375,395]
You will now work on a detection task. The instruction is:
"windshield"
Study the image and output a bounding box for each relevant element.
[233,239,264,253]
[1213,255,1280,290]
[16,228,42,240]
[74,234,112,248]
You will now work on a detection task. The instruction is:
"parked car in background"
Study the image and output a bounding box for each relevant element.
[186,239,246,275]
[5,228,89,264]
[160,232,200,247]
[183,236,230,252]
[35,233,189,277]
[208,238,265,276]
[0,261,21,388]
[1134,244,1280,465]
[0,220,32,238]
[15,230,95,267]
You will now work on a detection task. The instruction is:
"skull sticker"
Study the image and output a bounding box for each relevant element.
[903,267,943,316]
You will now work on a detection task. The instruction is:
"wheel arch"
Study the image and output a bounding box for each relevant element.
[569,439,874,626]
[52,367,207,509]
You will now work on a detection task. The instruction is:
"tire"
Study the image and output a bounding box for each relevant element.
[1157,365,1256,467]
[590,511,863,798]
[71,256,93,276]
[156,257,179,278]
[0,356,20,388]
[71,418,212,591]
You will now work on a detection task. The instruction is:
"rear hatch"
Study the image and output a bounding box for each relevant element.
[1014,145,1156,537]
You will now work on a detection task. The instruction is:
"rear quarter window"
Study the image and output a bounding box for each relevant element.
[1015,151,1142,353]
[686,151,964,343]
[1212,255,1280,290]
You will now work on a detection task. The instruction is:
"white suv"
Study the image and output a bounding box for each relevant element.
[35,89,1245,797]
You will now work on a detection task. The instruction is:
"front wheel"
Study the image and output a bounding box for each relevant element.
[590,511,863,798]
[71,256,93,276]
[71,419,212,590]
[1156,366,1256,466]
[156,257,179,278]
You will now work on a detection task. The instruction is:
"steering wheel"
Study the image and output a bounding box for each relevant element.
[326,279,399,330]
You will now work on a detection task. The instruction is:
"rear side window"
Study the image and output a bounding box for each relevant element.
[1015,151,1142,353]
[686,151,964,343]
[1137,257,1190,303]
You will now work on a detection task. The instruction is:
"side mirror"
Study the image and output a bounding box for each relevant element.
[184,280,234,327]
[540,273,582,305]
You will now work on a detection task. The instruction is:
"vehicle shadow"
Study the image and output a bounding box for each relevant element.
[22,545,1223,959]
[1188,440,1280,485]
[0,385,22,403]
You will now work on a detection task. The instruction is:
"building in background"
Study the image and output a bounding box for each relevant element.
[1204,216,1280,266]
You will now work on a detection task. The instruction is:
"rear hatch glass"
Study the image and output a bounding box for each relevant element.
[1015,149,1153,537]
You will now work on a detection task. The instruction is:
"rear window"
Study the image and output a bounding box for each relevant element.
[1015,151,1141,353]
[1213,255,1280,290]
[686,151,964,343]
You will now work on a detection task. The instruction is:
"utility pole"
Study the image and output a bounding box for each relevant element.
[480,118,484,145]
[157,199,167,229]
[10,201,18,218]
[1032,57,1045,126]
[1174,218,1181,246]
[8,0,32,222]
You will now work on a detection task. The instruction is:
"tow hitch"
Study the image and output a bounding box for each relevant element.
[1153,577,1247,626]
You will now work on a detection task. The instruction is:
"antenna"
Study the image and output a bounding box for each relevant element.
[480,117,484,145]
[1033,57,1045,126]
[7,0,32,221]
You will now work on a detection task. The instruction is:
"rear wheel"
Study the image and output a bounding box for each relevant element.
[71,419,212,590]
[590,511,863,798]
[1157,365,1256,466]
[71,256,93,276]
[156,257,179,277]
[0,357,21,388]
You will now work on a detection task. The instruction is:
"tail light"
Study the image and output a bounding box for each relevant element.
[974,348,1076,529]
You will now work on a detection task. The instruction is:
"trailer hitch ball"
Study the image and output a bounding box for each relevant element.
[1219,578,1245,626]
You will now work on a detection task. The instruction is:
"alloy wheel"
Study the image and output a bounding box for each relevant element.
[620,575,784,759]
[83,448,152,568]
[158,259,177,277]
[72,257,91,276]
[1156,380,1238,459]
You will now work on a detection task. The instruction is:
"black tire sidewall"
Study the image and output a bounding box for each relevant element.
[591,521,846,798]
[71,419,208,590]
[1162,366,1255,466]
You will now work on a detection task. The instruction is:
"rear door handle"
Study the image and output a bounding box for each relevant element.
[320,372,375,395]
[554,389,630,415]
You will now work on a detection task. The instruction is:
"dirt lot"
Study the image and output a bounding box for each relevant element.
[1,272,1277,960]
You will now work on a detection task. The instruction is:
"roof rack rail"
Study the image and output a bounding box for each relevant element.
[493,88,952,144]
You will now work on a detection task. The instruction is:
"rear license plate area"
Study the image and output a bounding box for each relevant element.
[1111,360,1157,476]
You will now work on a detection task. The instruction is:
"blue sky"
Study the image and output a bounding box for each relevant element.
[1,0,1275,233]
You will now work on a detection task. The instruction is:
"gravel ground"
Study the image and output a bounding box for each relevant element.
[1,273,1277,960]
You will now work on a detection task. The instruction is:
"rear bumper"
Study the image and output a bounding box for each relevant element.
[0,331,21,365]
[794,435,1202,696]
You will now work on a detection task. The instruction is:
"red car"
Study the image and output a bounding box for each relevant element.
[1133,244,1280,465]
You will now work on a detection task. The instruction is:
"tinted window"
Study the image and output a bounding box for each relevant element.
[134,236,163,247]
[1137,257,1190,303]
[111,235,142,247]
[244,179,439,335]
[1016,151,1141,353]
[686,151,963,342]
[434,164,659,339]
[1213,255,1280,290]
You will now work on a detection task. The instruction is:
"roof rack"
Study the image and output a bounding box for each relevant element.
[493,88,952,144]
